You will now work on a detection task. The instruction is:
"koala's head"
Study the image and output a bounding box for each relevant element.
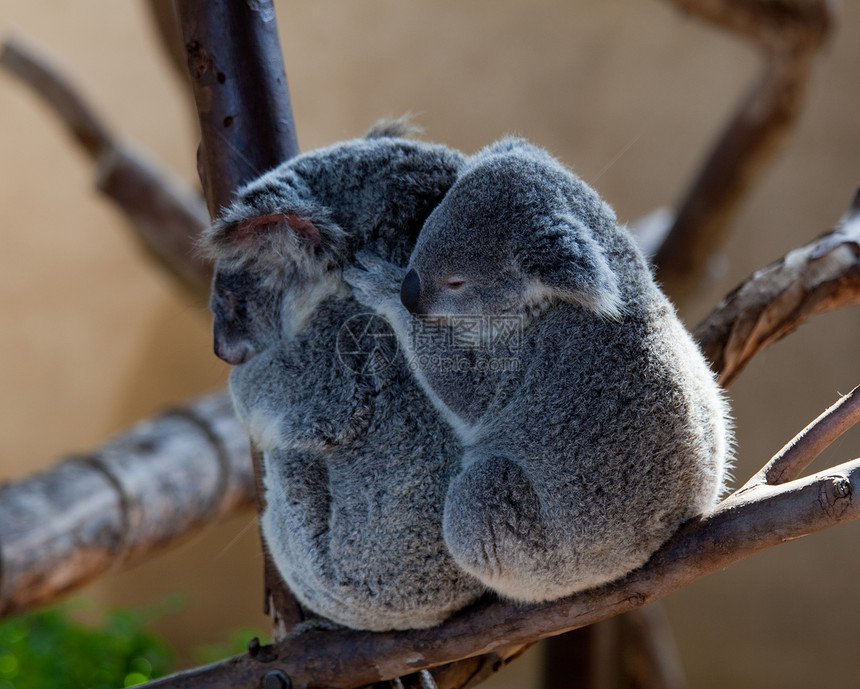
[400,138,623,322]
[200,167,346,365]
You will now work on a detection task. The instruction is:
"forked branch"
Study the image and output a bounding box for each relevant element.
[140,450,860,689]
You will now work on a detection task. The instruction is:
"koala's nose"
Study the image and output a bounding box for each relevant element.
[213,332,257,365]
[400,268,422,314]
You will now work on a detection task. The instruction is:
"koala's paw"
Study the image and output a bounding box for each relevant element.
[342,250,406,312]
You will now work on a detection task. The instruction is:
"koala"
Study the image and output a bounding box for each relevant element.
[345,138,732,602]
[201,125,485,631]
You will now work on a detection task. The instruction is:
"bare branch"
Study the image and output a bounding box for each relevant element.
[0,33,112,157]
[140,455,860,689]
[0,393,253,617]
[653,0,835,299]
[736,385,860,493]
[95,145,212,301]
[694,189,860,386]
[0,34,212,300]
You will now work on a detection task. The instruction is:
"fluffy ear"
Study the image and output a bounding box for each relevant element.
[201,207,345,271]
[212,212,321,251]
[523,213,623,319]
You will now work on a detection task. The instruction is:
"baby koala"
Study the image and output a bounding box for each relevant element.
[345,138,731,602]
[202,126,485,630]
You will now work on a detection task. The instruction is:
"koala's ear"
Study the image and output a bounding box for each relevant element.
[219,213,321,249]
[201,209,344,267]
[525,214,623,319]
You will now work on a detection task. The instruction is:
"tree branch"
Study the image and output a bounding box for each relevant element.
[652,0,835,299]
[0,394,253,618]
[694,188,860,386]
[175,0,299,216]
[139,454,860,689]
[0,34,212,301]
[736,385,860,492]
[174,0,303,637]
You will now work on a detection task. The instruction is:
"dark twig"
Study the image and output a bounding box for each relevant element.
[176,0,299,216]
[0,34,212,301]
[653,0,835,300]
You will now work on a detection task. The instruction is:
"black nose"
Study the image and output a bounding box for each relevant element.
[400,268,421,314]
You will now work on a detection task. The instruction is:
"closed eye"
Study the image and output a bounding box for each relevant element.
[444,278,467,290]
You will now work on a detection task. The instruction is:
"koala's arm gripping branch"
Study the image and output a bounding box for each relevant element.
[0,34,213,302]
[652,0,834,299]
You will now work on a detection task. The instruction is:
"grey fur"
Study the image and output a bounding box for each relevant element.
[201,131,484,631]
[345,138,732,602]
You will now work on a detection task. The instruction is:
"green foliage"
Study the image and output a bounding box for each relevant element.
[0,598,269,688]
[0,604,174,689]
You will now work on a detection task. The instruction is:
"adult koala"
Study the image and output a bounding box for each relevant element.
[201,125,484,631]
[346,138,732,602]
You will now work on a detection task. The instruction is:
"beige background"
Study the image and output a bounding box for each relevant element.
[0,1,858,686]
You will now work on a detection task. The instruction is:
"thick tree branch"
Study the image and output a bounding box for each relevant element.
[652,0,835,299]
[174,0,302,637]
[0,394,253,618]
[176,0,299,216]
[0,34,212,301]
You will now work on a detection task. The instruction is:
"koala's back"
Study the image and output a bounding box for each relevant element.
[446,268,729,600]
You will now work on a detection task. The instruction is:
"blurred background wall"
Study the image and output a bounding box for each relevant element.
[0,1,858,686]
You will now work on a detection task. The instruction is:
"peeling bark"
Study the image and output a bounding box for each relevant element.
[0,394,253,617]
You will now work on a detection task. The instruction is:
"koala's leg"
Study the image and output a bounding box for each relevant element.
[445,449,674,602]
[443,454,562,602]
[261,448,379,628]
